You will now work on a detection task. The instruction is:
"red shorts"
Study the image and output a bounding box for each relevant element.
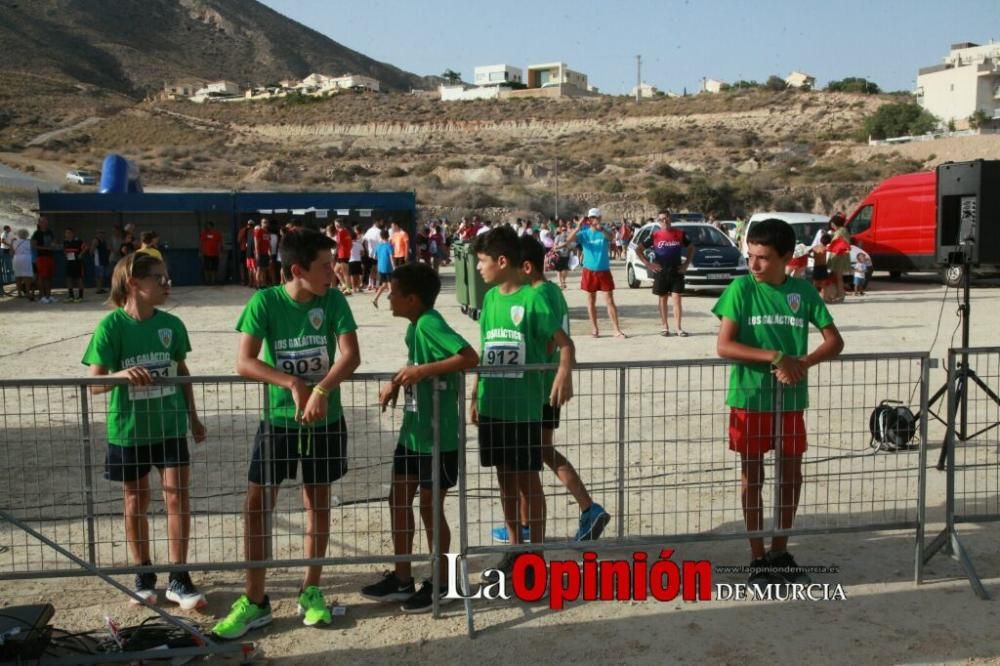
[728,408,807,457]
[35,255,54,280]
[245,257,256,271]
[581,268,615,292]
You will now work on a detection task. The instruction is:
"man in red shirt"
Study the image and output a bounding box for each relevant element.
[253,219,271,288]
[638,210,695,337]
[200,221,223,285]
[333,219,353,294]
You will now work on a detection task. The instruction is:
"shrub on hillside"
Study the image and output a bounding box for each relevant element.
[826,77,881,94]
[859,102,938,140]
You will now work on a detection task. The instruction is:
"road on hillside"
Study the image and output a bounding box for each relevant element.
[0,162,61,191]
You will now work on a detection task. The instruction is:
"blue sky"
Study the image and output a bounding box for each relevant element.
[261,0,999,94]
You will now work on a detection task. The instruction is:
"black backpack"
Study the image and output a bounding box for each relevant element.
[869,400,918,452]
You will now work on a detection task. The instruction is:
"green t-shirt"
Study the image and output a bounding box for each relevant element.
[81,308,191,447]
[477,284,561,422]
[235,286,358,428]
[399,309,471,454]
[532,279,570,395]
[712,274,834,412]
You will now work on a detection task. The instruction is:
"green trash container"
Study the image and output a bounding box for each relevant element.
[465,244,489,320]
[453,242,470,312]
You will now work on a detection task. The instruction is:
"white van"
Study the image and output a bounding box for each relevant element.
[740,212,830,257]
[741,211,872,282]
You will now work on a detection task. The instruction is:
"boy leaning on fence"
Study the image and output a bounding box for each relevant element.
[213,227,361,640]
[712,218,844,587]
[360,262,479,613]
[487,235,609,545]
[470,226,576,588]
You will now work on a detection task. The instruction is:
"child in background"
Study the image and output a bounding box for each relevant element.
[361,263,479,613]
[82,252,208,609]
[853,252,871,296]
[372,229,395,308]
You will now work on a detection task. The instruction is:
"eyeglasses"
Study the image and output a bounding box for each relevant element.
[145,273,172,286]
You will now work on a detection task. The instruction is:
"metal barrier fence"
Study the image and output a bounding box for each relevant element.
[923,346,1000,599]
[1,353,932,641]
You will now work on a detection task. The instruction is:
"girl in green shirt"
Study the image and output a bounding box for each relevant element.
[83,252,207,609]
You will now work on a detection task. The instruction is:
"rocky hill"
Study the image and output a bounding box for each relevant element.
[0,0,433,95]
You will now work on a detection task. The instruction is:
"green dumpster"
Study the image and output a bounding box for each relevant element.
[453,242,470,312]
[465,244,489,320]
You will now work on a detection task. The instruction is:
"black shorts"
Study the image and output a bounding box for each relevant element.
[542,403,561,430]
[256,254,270,269]
[477,416,542,471]
[813,265,829,281]
[248,418,348,485]
[554,255,570,271]
[379,272,391,285]
[393,444,458,490]
[104,439,190,482]
[65,260,84,279]
[348,261,363,276]
[203,255,219,271]
[362,256,376,270]
[652,267,684,295]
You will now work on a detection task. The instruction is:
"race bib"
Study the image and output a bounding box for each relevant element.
[483,340,525,378]
[276,346,330,378]
[128,361,178,401]
[403,362,418,412]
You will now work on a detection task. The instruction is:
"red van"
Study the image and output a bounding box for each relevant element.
[846,171,940,279]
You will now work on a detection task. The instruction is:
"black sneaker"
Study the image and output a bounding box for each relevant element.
[361,571,416,602]
[767,550,812,584]
[166,571,207,610]
[480,552,517,584]
[131,572,157,605]
[400,580,457,614]
[746,558,783,587]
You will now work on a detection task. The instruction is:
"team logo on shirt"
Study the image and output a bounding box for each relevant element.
[308,308,324,331]
[510,305,525,326]
[786,293,802,314]
[158,328,173,349]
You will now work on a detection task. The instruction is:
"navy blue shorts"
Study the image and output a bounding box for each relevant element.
[105,438,190,482]
[248,418,348,485]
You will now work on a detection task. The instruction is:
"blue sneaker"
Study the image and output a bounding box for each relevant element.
[575,504,611,541]
[491,525,531,544]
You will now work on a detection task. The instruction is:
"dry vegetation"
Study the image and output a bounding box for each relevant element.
[1,83,932,218]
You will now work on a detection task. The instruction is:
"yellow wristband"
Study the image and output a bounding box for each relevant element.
[312,385,329,396]
[771,351,784,367]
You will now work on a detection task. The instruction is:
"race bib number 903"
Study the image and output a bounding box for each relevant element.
[276,347,330,378]
[483,341,525,378]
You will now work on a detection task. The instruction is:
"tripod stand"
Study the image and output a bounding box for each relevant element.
[923,248,1000,470]
[921,245,1000,600]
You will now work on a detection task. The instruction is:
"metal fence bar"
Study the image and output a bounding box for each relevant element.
[616,366,626,539]
[78,385,97,566]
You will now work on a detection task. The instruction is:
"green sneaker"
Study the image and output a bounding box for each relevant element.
[297,585,332,627]
[212,594,272,640]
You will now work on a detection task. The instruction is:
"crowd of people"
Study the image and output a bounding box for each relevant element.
[1,219,163,303]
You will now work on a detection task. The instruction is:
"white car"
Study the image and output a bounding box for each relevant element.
[626,222,749,291]
[65,169,98,185]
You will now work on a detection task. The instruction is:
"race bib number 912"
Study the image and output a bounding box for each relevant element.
[483,341,525,379]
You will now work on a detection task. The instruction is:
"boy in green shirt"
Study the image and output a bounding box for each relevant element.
[471,226,575,584]
[213,228,360,639]
[712,218,844,586]
[490,236,610,544]
[360,263,479,613]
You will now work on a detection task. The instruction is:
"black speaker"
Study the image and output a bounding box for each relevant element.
[936,160,1000,267]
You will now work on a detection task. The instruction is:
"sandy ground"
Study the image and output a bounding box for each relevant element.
[2,263,1000,664]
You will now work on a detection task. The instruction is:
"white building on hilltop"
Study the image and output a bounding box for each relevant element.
[474,65,523,86]
[916,41,1000,129]
[785,71,815,89]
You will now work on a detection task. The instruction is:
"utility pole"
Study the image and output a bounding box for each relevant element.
[554,158,560,219]
[635,54,642,103]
